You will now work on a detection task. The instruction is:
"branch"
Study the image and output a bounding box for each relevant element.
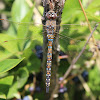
[78,0,99,57]
[61,24,98,83]
[42,0,66,99]
[78,75,96,100]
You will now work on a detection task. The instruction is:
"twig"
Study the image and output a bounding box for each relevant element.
[26,0,33,7]
[26,0,42,25]
[50,24,98,99]
[61,24,98,83]
[78,75,96,100]
[78,0,99,57]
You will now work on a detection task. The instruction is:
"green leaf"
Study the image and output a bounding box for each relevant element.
[88,66,100,96]
[17,67,29,88]
[11,0,30,22]
[62,0,82,23]
[38,6,44,15]
[17,7,34,50]
[86,0,100,21]
[27,54,41,73]
[7,82,18,99]
[7,68,29,98]
[0,58,24,74]
[0,76,14,99]
[0,51,14,62]
[28,25,43,48]
[0,93,6,100]
[0,34,19,53]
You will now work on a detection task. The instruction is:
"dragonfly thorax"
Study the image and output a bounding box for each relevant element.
[46,25,55,33]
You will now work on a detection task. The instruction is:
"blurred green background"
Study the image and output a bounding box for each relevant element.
[0,0,100,100]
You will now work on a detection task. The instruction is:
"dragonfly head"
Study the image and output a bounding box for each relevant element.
[46,10,57,20]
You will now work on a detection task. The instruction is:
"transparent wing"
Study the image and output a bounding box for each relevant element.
[1,0,100,97]
[0,1,100,65]
[0,18,99,63]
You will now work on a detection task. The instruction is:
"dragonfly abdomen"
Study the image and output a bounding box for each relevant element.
[46,39,53,93]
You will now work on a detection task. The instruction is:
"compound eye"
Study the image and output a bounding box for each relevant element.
[52,13,54,15]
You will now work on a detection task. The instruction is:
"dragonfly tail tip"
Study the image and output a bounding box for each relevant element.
[46,87,49,93]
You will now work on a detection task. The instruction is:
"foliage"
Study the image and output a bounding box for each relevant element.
[0,0,100,99]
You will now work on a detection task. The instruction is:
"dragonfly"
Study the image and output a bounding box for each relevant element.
[0,10,100,94]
